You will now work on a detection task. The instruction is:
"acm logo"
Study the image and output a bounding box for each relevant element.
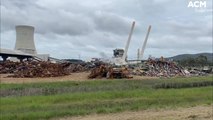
[187,0,207,8]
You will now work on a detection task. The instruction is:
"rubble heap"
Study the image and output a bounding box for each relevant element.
[0,61,70,78]
[0,61,18,74]
[132,59,186,77]
[1,58,208,78]
[88,64,132,79]
[64,62,96,73]
[88,64,109,79]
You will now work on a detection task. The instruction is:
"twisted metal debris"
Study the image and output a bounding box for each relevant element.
[88,64,132,79]
[132,59,186,77]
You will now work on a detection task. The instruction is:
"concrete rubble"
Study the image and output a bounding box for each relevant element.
[188,69,209,76]
[131,59,186,77]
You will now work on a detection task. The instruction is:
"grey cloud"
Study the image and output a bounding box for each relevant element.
[93,11,133,35]
[1,30,16,49]
[2,0,38,9]
[35,11,94,35]
[1,0,94,36]
[167,20,212,38]
[148,35,212,51]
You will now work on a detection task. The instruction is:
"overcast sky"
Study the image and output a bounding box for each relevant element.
[1,0,212,60]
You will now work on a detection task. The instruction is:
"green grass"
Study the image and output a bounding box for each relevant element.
[0,76,212,120]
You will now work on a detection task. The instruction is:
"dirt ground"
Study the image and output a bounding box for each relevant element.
[0,73,157,84]
[57,106,213,120]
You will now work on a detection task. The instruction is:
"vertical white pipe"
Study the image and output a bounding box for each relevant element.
[140,25,151,60]
[122,21,135,61]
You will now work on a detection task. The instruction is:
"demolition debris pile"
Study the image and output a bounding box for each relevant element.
[0,61,106,78]
[0,61,70,78]
[88,64,132,79]
[88,59,194,78]
[0,59,209,78]
[0,61,132,79]
[132,59,186,77]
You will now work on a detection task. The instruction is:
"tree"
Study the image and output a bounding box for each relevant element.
[196,55,207,66]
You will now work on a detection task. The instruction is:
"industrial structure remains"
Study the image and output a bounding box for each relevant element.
[0,25,49,62]
[15,25,37,54]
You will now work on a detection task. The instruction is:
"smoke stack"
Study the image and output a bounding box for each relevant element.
[140,25,151,60]
[122,21,135,61]
[15,25,37,54]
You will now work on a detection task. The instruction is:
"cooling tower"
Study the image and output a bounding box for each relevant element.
[15,25,37,54]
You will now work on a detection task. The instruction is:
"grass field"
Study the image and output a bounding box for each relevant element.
[0,76,212,120]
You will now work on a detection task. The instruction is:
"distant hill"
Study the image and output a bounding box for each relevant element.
[168,53,213,62]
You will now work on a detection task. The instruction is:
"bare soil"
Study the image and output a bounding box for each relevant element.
[57,105,213,120]
[0,73,157,84]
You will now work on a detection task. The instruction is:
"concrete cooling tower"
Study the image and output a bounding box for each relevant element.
[15,25,37,54]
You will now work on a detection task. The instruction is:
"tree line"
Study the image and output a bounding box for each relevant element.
[176,55,212,67]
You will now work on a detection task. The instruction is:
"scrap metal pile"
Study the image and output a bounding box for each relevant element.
[0,61,96,78]
[0,61,70,78]
[132,59,186,77]
[88,64,132,79]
